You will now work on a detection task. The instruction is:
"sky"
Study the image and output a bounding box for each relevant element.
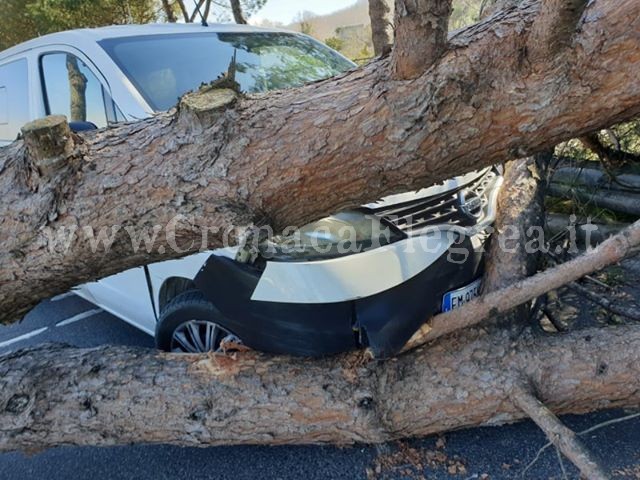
[249,0,360,25]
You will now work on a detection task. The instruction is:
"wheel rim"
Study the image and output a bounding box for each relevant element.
[170,320,233,353]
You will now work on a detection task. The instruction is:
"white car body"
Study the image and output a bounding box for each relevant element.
[0,24,501,350]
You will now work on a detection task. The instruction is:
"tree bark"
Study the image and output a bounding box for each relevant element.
[2,0,640,461]
[483,157,547,294]
[230,0,247,24]
[483,155,549,329]
[391,0,453,79]
[528,0,589,62]
[2,324,640,451]
[548,183,640,216]
[368,0,391,56]
[2,0,640,323]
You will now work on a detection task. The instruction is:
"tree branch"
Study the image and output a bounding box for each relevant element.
[390,0,453,79]
[512,387,608,480]
[160,0,178,22]
[174,0,190,23]
[580,132,640,167]
[229,0,247,24]
[528,0,589,62]
[402,218,640,352]
[3,323,640,451]
[189,0,207,23]
[203,0,213,23]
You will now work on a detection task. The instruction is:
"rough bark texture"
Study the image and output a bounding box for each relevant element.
[368,0,392,56]
[230,0,247,24]
[391,0,453,79]
[528,0,589,62]
[2,324,640,451]
[2,0,640,323]
[482,156,548,327]
[483,157,547,294]
[1,0,640,462]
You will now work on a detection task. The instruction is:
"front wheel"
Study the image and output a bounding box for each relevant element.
[155,291,237,353]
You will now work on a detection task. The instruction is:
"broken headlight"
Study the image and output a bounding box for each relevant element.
[259,211,403,262]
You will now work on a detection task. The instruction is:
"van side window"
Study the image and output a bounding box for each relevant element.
[41,53,108,128]
[0,58,30,143]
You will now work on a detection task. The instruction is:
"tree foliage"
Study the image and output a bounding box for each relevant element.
[0,0,269,51]
[0,0,161,50]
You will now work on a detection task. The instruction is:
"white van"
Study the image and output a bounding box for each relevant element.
[0,24,502,357]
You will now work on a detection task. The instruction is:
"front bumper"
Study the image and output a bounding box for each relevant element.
[194,232,489,358]
[194,168,502,358]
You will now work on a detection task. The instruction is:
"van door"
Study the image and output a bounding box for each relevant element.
[39,50,156,335]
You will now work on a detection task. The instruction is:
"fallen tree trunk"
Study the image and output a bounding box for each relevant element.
[548,183,640,216]
[546,213,628,246]
[1,324,640,451]
[2,0,640,322]
[2,1,640,473]
[552,166,640,192]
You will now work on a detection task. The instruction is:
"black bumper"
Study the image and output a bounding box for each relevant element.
[194,234,486,358]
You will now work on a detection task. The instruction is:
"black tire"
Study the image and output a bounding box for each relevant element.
[155,290,234,353]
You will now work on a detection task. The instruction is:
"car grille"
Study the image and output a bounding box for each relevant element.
[367,170,499,235]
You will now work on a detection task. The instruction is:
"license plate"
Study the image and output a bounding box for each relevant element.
[441,278,482,312]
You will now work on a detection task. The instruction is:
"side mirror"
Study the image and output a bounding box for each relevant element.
[69,121,98,132]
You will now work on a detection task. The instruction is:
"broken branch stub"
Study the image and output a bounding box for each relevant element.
[21,115,75,177]
[391,0,453,80]
[178,88,238,128]
[528,0,589,62]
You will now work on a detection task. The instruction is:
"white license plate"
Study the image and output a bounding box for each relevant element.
[441,278,482,312]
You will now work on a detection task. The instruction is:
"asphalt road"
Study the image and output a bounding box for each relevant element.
[1,295,640,479]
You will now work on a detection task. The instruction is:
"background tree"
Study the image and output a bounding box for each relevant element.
[368,0,391,55]
[161,0,266,24]
[0,0,160,51]
[0,0,268,51]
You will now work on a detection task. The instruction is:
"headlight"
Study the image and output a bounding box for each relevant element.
[260,211,403,262]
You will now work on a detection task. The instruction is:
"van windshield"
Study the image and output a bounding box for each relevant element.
[99,32,355,112]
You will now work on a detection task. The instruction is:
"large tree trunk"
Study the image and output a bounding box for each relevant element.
[2,0,640,323]
[2,325,640,451]
[2,1,640,469]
